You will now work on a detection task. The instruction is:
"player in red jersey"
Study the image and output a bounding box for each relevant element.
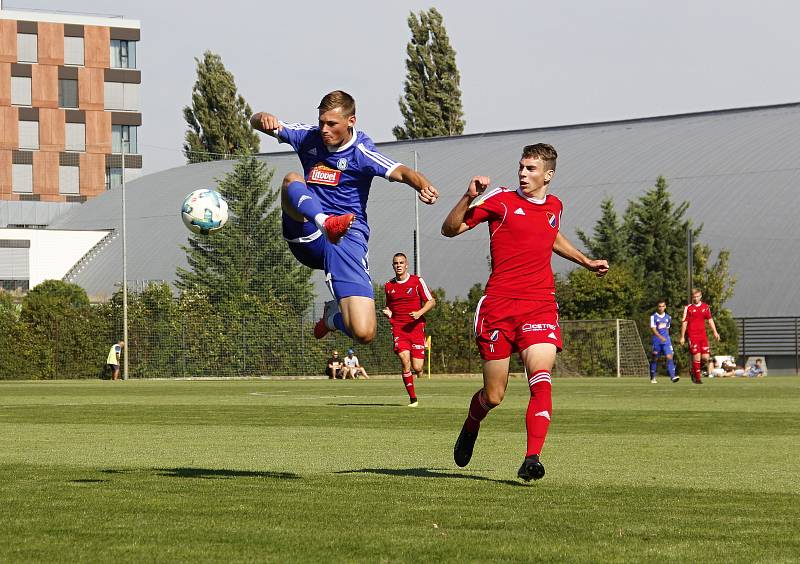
[679,287,720,384]
[381,252,436,407]
[441,144,609,481]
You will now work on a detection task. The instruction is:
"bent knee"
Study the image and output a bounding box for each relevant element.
[484,388,505,406]
[282,171,305,187]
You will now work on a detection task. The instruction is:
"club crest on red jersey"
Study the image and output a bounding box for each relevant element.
[308,163,341,186]
[546,211,557,229]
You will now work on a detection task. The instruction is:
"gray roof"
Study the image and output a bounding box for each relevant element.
[50,103,800,316]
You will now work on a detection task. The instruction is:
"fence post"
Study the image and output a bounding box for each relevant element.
[615,318,621,378]
[795,317,799,375]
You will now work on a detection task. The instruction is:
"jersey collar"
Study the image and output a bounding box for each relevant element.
[394,274,411,284]
[325,129,358,154]
[516,187,548,205]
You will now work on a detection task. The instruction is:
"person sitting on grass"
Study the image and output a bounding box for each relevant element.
[745,359,765,378]
[343,349,369,380]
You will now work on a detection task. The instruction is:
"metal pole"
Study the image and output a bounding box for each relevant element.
[122,141,129,380]
[615,319,621,377]
[687,225,694,303]
[413,150,421,275]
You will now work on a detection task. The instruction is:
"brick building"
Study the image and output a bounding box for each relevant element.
[0,7,141,211]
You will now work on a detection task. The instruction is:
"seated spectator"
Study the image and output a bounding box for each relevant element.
[326,350,343,379]
[708,358,725,378]
[745,358,765,378]
[720,358,742,377]
[343,349,369,380]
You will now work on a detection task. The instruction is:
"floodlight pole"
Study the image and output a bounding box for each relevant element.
[122,141,129,380]
[413,150,421,276]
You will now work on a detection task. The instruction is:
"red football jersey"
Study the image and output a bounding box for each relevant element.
[384,274,433,332]
[464,187,562,301]
[683,302,712,338]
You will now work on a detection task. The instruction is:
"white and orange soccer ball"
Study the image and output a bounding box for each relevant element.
[181,189,229,235]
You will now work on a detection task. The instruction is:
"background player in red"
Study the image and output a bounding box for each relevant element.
[679,287,721,384]
[441,144,608,481]
[381,252,436,407]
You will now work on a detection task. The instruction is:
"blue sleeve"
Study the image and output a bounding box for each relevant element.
[355,137,401,179]
[277,121,316,152]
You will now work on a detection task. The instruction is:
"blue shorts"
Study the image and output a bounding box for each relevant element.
[651,339,674,356]
[282,213,373,300]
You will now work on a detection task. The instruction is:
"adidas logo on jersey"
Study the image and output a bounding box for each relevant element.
[547,332,557,340]
[308,148,317,156]
[514,208,526,215]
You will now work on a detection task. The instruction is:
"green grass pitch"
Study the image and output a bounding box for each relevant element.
[0,376,798,563]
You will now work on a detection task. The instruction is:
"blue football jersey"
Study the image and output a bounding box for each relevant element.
[650,312,672,341]
[278,122,402,242]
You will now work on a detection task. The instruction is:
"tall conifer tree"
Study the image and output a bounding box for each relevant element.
[393,8,465,139]
[183,51,260,163]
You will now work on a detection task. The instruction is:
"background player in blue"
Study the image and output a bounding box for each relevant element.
[250,91,439,343]
[650,299,678,383]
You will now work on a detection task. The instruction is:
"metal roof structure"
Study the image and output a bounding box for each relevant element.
[50,102,800,316]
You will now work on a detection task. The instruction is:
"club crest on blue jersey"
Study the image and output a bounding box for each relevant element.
[336,158,348,171]
[546,211,557,229]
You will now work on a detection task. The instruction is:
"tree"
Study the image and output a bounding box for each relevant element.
[576,198,629,265]
[393,8,465,140]
[556,265,643,320]
[622,176,696,310]
[183,51,260,163]
[176,155,314,313]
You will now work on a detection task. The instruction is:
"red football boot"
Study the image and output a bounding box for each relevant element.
[323,214,355,244]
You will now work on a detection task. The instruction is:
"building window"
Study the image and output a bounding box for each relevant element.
[11,76,32,106]
[65,123,86,152]
[17,33,37,63]
[59,166,80,195]
[64,36,84,66]
[12,164,33,193]
[112,125,138,154]
[104,82,139,111]
[106,167,122,191]
[59,79,79,108]
[19,121,39,150]
[110,40,137,69]
[0,280,30,291]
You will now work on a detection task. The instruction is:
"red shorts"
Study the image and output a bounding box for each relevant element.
[688,336,710,355]
[474,295,562,361]
[392,326,426,359]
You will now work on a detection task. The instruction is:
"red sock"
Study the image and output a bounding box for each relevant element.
[402,371,416,400]
[525,371,552,456]
[464,389,495,432]
[692,360,701,381]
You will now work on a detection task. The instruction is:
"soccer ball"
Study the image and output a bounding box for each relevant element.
[181,189,229,234]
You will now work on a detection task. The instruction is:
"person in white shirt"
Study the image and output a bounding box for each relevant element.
[343,349,369,380]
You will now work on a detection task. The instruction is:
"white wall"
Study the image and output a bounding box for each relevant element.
[0,228,110,287]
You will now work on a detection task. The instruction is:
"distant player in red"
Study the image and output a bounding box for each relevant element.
[441,144,609,481]
[382,253,436,407]
[679,288,720,384]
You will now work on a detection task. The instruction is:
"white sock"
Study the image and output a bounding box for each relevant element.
[314,213,328,231]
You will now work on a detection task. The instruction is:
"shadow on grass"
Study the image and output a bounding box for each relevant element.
[70,479,108,484]
[337,467,525,487]
[329,403,405,407]
[101,468,300,480]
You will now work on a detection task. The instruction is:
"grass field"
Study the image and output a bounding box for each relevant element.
[1,376,798,563]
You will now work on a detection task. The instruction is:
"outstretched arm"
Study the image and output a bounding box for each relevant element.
[441,176,490,237]
[553,232,609,276]
[250,112,282,138]
[387,165,438,205]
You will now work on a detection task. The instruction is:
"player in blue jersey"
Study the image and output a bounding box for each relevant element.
[250,90,438,344]
[650,300,678,383]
